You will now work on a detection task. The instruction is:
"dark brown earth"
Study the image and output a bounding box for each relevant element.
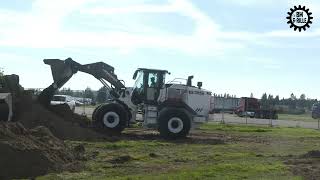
[15,93,105,141]
[0,74,104,179]
[0,122,85,180]
[285,150,320,180]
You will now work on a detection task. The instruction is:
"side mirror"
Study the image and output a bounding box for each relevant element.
[197,82,202,89]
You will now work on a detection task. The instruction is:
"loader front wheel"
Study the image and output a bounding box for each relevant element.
[94,103,127,134]
[158,109,191,139]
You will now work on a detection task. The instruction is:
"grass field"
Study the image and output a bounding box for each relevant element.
[278,113,316,122]
[37,123,320,180]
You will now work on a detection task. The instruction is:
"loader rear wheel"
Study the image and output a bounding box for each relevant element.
[94,103,127,134]
[158,109,191,139]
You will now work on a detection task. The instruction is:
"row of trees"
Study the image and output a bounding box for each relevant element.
[0,68,3,76]
[213,91,317,114]
[259,93,318,113]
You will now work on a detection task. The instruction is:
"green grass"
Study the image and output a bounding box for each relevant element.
[36,123,320,180]
[278,113,316,122]
[201,123,320,138]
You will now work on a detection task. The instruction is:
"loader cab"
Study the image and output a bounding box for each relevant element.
[131,68,169,105]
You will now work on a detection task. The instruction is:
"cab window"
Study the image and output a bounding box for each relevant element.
[148,72,158,88]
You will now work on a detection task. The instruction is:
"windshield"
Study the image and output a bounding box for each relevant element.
[52,95,66,102]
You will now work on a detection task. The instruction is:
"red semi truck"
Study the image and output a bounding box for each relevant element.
[235,97,278,119]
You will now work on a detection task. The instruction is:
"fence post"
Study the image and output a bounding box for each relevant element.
[212,96,215,121]
[269,109,272,127]
[245,98,248,124]
[82,90,86,116]
[222,97,225,124]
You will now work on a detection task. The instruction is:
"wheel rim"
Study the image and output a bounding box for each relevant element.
[103,112,120,128]
[168,117,184,133]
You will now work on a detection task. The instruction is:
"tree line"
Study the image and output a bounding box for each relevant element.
[213,92,318,114]
[260,93,318,114]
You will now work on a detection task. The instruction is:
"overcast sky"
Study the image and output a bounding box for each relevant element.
[1,0,320,99]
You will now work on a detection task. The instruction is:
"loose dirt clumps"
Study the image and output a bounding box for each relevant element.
[110,155,134,164]
[49,103,90,128]
[1,74,104,141]
[285,150,320,180]
[15,93,104,141]
[0,122,84,179]
[303,150,320,158]
[0,74,104,179]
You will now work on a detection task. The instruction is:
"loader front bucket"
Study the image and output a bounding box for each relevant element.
[44,59,75,88]
[38,59,77,106]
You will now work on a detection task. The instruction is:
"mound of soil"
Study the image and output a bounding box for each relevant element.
[18,100,104,140]
[15,93,105,141]
[285,150,320,180]
[49,104,90,128]
[0,122,84,179]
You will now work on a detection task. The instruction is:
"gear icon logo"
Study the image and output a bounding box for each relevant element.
[286,5,313,31]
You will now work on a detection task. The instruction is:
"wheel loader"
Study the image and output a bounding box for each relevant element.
[38,58,212,138]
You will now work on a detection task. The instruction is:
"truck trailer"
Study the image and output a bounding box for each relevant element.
[235,97,278,119]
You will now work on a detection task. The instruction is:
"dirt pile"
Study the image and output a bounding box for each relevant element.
[285,150,320,180]
[16,94,104,140]
[0,74,104,179]
[49,103,90,128]
[0,74,105,140]
[0,122,84,179]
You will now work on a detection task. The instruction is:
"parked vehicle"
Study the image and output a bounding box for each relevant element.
[312,103,320,119]
[210,96,239,113]
[50,95,76,112]
[235,97,278,119]
[39,58,212,139]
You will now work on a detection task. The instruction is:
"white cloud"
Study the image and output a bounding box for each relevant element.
[0,0,319,55]
[0,0,245,56]
[246,57,281,70]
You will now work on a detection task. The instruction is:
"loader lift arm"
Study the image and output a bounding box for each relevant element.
[38,58,125,106]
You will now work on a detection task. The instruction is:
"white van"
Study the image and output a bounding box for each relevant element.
[50,95,76,112]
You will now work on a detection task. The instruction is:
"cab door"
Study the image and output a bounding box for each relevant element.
[145,72,160,104]
[145,71,164,104]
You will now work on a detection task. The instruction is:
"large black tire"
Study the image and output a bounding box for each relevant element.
[94,103,128,134]
[92,104,103,122]
[158,108,191,139]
